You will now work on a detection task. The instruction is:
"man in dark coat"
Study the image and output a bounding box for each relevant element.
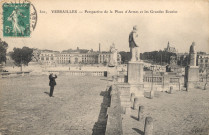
[49,73,57,97]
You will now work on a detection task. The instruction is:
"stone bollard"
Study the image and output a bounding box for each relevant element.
[133,98,139,110]
[204,83,207,90]
[112,76,115,81]
[150,90,154,99]
[112,75,117,82]
[186,83,189,91]
[169,86,173,94]
[122,107,126,114]
[130,93,135,102]
[138,106,144,121]
[144,117,153,135]
[125,107,131,114]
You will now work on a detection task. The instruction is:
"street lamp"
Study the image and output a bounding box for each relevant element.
[20,54,23,72]
[204,67,208,90]
[151,65,154,91]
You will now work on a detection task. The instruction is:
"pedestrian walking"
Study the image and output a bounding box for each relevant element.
[49,73,57,97]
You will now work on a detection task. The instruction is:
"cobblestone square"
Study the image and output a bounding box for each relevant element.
[0,74,108,135]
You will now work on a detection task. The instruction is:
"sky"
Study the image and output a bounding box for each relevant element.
[0,0,208,53]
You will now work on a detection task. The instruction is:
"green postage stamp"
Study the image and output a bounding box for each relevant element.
[3,3,30,37]
[1,0,37,38]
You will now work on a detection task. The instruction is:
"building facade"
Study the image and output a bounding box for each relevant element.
[37,49,121,65]
[164,41,177,53]
[197,54,209,72]
[39,50,58,65]
[31,48,41,62]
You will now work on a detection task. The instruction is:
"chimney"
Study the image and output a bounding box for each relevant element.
[99,43,101,52]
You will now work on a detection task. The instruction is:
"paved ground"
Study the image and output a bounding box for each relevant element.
[0,74,109,135]
[1,73,208,135]
[122,88,209,135]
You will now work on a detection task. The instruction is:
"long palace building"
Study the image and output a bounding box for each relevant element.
[32,45,121,65]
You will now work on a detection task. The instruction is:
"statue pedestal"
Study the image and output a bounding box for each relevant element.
[128,61,144,84]
[128,61,144,97]
[129,84,144,97]
[185,66,199,89]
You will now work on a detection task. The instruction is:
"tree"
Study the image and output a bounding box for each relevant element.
[119,51,131,64]
[141,51,177,65]
[11,47,33,66]
[0,39,8,64]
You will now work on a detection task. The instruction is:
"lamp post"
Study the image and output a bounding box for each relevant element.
[151,65,154,91]
[204,67,208,90]
[20,54,23,72]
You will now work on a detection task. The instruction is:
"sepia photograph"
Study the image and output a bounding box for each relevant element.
[0,0,208,134]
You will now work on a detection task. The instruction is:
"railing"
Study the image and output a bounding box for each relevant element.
[143,76,163,84]
[170,77,180,83]
[199,77,209,82]
[67,71,106,76]
[143,75,182,91]
[144,75,181,83]
[1,72,30,78]
[117,71,127,76]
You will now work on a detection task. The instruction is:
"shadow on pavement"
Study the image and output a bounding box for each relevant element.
[92,88,111,135]
[131,115,138,121]
[132,128,144,135]
[44,92,50,95]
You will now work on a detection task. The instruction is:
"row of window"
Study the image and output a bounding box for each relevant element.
[199,59,209,63]
[40,57,98,61]
[39,54,119,59]
[199,64,209,67]
[41,57,53,60]
[39,53,121,58]
[199,56,209,59]
[40,56,99,59]
[55,54,110,57]
[41,54,54,56]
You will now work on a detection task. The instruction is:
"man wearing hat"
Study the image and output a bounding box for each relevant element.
[49,73,57,97]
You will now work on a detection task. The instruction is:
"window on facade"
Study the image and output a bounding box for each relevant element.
[205,59,208,63]
[41,57,44,60]
[46,57,49,60]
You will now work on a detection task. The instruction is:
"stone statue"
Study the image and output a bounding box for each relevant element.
[189,42,197,66]
[109,43,118,67]
[189,42,195,53]
[129,25,140,61]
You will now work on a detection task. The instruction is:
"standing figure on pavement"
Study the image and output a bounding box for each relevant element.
[49,73,57,97]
